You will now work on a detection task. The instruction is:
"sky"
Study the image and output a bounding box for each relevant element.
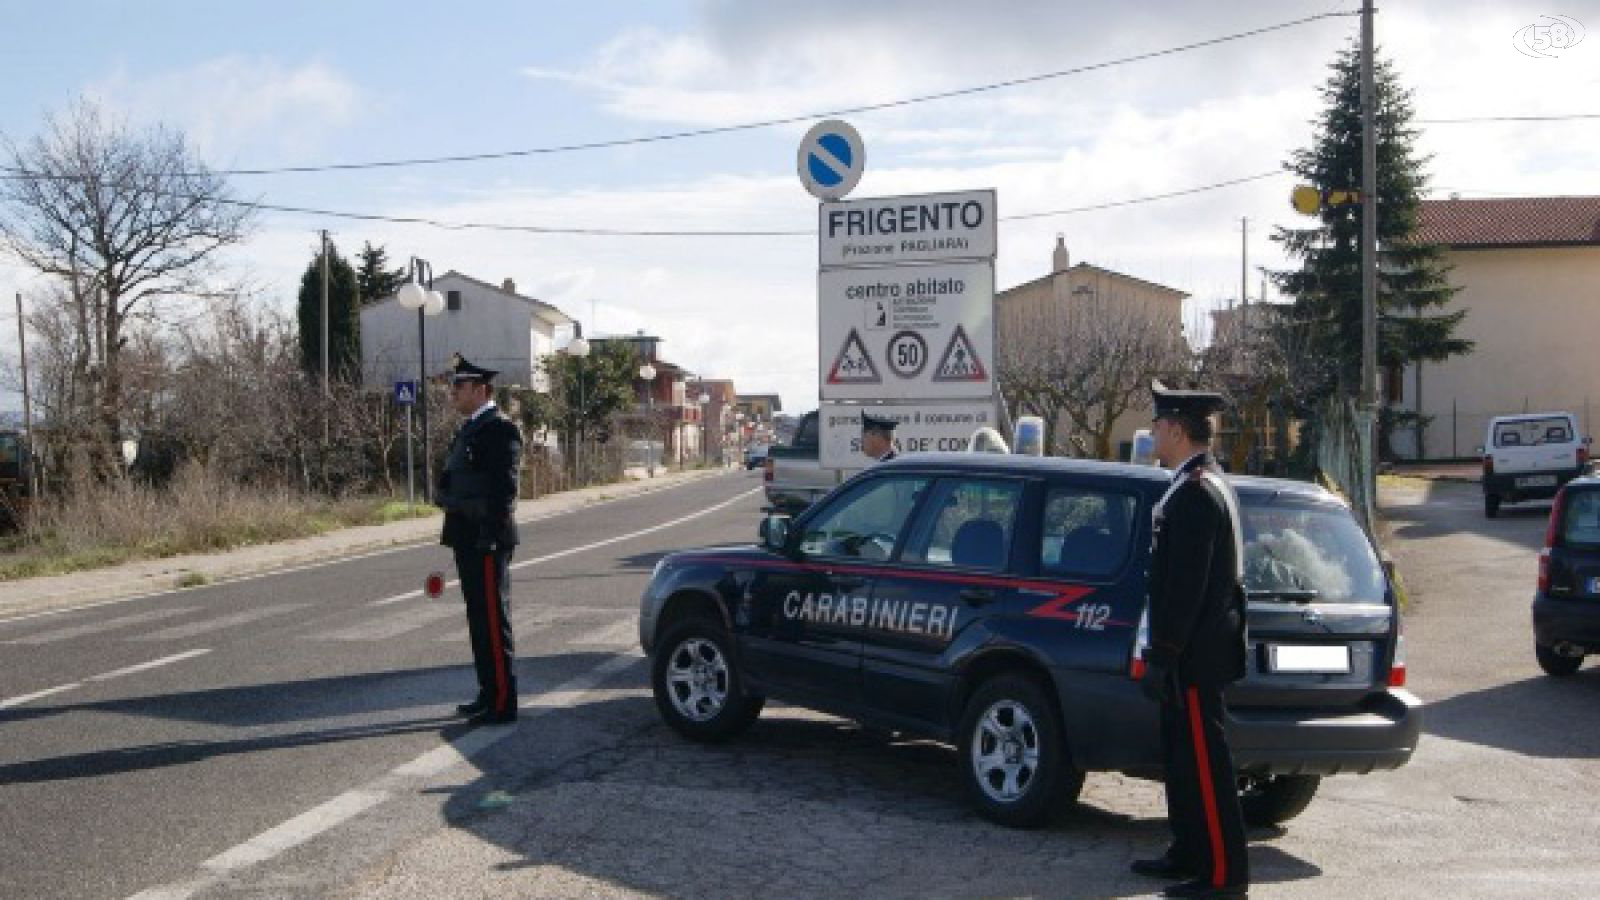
[2,0,1598,415]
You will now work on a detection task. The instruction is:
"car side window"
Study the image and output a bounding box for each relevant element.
[1040,485,1137,578]
[798,475,930,561]
[902,478,1023,570]
[1561,490,1600,546]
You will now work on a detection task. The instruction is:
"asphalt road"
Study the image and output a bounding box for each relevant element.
[4,473,1597,898]
[0,471,763,900]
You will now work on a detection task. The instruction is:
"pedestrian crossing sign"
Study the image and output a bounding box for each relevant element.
[394,380,418,406]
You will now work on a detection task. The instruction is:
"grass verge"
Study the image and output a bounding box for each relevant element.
[0,464,437,582]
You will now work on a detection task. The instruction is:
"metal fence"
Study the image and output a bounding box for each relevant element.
[1392,396,1596,461]
[1316,398,1377,534]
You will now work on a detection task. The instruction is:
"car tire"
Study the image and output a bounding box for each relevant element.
[1240,773,1321,828]
[1535,642,1583,677]
[651,616,764,742]
[1485,493,1500,518]
[958,673,1084,829]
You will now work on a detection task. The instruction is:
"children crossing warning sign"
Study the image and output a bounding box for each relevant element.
[818,261,993,400]
[932,325,987,382]
[826,328,881,384]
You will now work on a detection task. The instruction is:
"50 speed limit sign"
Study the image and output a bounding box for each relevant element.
[886,331,928,379]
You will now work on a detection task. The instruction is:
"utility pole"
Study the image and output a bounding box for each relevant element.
[320,230,331,443]
[15,292,37,500]
[1360,0,1380,517]
[1240,216,1249,330]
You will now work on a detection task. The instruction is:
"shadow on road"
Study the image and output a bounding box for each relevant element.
[427,700,1320,898]
[0,652,620,783]
[1423,667,1600,759]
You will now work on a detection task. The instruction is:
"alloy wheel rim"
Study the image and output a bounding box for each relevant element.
[972,699,1042,803]
[665,637,730,722]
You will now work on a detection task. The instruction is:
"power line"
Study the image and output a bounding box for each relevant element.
[201,169,1288,236]
[0,11,1355,181]
[1417,113,1600,124]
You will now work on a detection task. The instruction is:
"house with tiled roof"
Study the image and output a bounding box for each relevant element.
[1394,196,1600,460]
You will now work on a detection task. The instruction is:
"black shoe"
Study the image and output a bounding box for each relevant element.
[456,698,488,716]
[1131,854,1197,879]
[468,708,518,726]
[1162,877,1248,898]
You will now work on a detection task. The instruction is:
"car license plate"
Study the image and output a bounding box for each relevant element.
[1268,644,1351,674]
[1515,475,1557,488]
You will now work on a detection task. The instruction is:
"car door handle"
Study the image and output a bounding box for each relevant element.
[960,588,996,606]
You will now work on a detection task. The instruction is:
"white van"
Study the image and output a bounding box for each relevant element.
[1480,412,1592,517]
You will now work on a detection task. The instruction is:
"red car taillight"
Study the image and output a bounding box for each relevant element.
[1482,455,1494,477]
[1388,628,1408,688]
[1579,446,1588,468]
[1539,489,1567,593]
[763,458,774,482]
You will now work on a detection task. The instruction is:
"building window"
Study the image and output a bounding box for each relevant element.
[447,290,461,311]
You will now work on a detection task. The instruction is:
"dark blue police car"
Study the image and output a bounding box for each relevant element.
[639,454,1420,829]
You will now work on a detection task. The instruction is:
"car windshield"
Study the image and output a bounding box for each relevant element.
[1241,497,1386,603]
[1560,489,1600,548]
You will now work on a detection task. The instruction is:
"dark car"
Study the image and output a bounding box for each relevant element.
[1533,476,1600,676]
[639,454,1419,829]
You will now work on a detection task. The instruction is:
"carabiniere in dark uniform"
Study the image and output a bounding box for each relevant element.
[436,354,523,725]
[1135,381,1251,898]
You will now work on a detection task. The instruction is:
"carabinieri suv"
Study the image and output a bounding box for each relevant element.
[638,454,1420,829]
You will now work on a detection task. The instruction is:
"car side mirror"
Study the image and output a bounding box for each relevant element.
[1585,436,1593,446]
[759,514,791,552]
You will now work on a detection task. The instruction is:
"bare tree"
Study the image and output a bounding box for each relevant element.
[1,100,253,477]
[1199,303,1336,474]
[999,291,1187,459]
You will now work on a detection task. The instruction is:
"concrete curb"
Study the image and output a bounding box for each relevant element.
[0,468,742,622]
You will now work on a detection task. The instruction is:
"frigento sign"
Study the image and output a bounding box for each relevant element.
[819,261,994,401]
[819,189,996,267]
[818,400,1000,470]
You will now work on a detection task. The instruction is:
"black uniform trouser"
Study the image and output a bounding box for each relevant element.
[1159,681,1249,888]
[454,546,516,714]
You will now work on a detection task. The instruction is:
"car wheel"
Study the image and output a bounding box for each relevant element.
[1239,773,1320,828]
[651,616,764,742]
[1535,642,1584,677]
[958,673,1083,828]
[1485,493,1500,518]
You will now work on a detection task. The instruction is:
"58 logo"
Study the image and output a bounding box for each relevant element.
[1512,15,1585,58]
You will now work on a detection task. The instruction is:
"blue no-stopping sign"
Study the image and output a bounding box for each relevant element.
[797,119,864,200]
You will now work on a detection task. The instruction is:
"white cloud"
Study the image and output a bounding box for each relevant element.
[84,56,362,163]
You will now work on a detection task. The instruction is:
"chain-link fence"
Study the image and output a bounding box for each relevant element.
[1316,399,1376,534]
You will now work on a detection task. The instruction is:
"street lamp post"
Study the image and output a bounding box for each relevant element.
[397,259,445,501]
[565,334,590,486]
[639,363,657,476]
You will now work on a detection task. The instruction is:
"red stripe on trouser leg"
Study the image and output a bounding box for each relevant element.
[484,554,509,712]
[1187,687,1227,887]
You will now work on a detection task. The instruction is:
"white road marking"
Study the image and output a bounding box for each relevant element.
[87,649,213,681]
[570,617,639,648]
[1,471,739,627]
[129,651,643,899]
[314,604,462,641]
[0,649,211,709]
[0,682,82,709]
[130,603,311,641]
[4,607,198,645]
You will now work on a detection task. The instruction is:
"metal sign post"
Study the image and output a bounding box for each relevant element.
[395,380,417,510]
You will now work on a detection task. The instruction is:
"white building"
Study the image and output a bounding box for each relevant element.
[360,272,574,390]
